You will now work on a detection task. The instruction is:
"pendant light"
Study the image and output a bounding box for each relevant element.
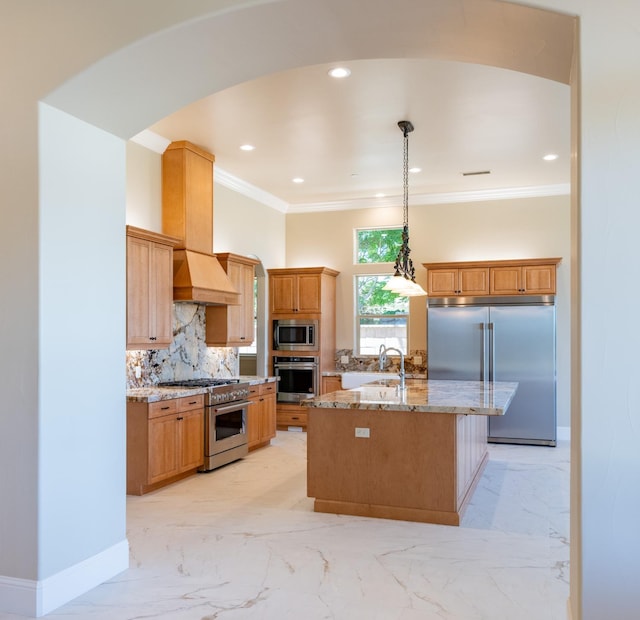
[384,120,427,297]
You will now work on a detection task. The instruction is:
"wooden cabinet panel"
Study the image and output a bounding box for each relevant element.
[206,253,259,346]
[296,274,322,313]
[322,376,342,394]
[276,403,307,429]
[522,264,556,294]
[179,408,205,471]
[126,226,179,350]
[490,264,556,295]
[270,274,304,313]
[427,267,489,296]
[247,383,277,451]
[127,394,204,495]
[148,414,180,484]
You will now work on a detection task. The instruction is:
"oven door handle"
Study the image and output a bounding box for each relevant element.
[211,400,251,414]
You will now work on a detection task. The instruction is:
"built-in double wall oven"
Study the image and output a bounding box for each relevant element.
[273,356,319,403]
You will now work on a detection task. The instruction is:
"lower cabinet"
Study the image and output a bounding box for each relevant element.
[322,375,342,394]
[247,382,277,451]
[276,403,308,430]
[127,394,204,495]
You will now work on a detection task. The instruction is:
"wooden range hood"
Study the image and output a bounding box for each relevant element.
[162,141,240,306]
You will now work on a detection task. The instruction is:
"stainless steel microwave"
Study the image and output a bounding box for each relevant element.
[273,319,318,351]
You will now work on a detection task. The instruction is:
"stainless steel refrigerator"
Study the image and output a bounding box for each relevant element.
[427,295,556,446]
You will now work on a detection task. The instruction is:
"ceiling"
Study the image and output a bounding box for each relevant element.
[147,57,570,212]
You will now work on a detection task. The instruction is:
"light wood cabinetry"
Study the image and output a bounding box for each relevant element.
[423,258,561,297]
[307,407,488,526]
[490,263,557,295]
[268,267,339,431]
[205,253,259,346]
[247,382,277,451]
[322,376,342,395]
[162,141,214,254]
[269,267,338,315]
[276,403,308,429]
[126,226,180,350]
[127,394,204,495]
[427,266,489,296]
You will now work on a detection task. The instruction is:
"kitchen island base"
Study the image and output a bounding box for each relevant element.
[307,407,489,526]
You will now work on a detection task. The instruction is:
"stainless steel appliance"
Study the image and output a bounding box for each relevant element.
[427,295,556,446]
[158,378,251,470]
[273,356,319,403]
[273,319,318,351]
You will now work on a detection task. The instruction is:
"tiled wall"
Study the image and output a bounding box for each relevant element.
[126,303,238,388]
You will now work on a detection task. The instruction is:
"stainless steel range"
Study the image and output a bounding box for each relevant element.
[158,378,251,471]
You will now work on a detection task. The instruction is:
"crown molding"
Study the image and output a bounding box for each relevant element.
[214,167,289,213]
[286,184,571,213]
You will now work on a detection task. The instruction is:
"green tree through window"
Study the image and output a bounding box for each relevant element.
[357,228,402,263]
[355,228,408,355]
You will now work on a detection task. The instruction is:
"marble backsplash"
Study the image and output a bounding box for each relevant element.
[126,303,238,388]
[334,348,427,375]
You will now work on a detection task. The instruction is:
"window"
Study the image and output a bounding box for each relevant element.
[356,227,403,263]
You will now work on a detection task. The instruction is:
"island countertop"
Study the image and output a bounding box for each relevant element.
[305,378,518,416]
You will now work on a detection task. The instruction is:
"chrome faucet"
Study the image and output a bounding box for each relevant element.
[378,344,406,390]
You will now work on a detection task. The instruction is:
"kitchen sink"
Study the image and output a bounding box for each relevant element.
[341,372,400,389]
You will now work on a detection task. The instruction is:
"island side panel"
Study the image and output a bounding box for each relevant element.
[307,407,462,524]
[456,414,489,511]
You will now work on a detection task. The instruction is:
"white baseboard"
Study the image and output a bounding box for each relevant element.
[0,539,129,617]
[557,426,571,441]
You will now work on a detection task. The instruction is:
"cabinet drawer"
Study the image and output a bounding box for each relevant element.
[176,394,204,411]
[260,382,276,396]
[148,399,178,418]
[248,385,260,398]
[277,409,308,427]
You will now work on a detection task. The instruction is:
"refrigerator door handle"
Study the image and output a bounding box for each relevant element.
[481,322,486,381]
[488,321,495,381]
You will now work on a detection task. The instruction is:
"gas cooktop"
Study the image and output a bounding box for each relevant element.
[158,378,240,388]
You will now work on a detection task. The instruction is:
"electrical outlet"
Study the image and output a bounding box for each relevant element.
[355,427,370,438]
[134,365,142,379]
[340,355,349,364]
[413,355,423,365]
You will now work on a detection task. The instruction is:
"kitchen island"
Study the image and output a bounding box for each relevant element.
[306,378,518,526]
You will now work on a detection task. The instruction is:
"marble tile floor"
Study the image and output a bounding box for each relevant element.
[11,431,570,620]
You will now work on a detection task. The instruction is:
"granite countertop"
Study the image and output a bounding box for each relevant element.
[305,378,518,416]
[127,376,277,403]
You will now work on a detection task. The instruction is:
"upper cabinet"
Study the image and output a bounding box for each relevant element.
[205,253,260,346]
[126,226,180,350]
[423,258,561,297]
[489,263,557,295]
[427,266,489,297]
[268,267,339,315]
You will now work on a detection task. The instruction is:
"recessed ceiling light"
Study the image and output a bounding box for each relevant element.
[292,177,304,184]
[543,153,559,161]
[328,67,351,78]
[240,144,255,151]
[409,167,422,174]
[375,193,386,198]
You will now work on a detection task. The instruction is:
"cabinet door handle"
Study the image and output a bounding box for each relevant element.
[176,416,183,421]
[149,336,157,341]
